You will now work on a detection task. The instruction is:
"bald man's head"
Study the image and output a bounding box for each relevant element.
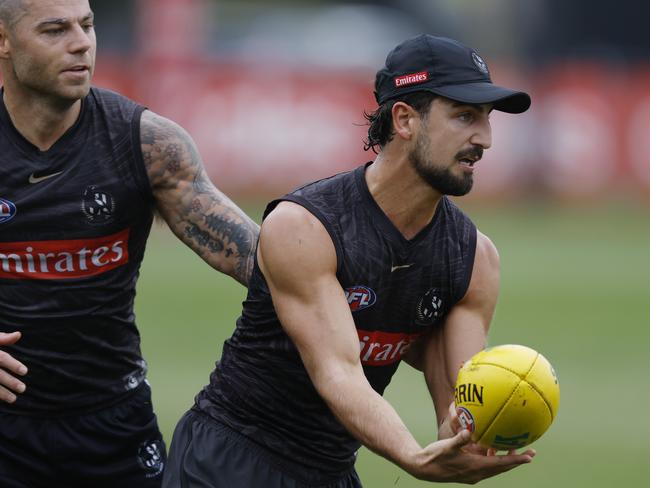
[0,0,26,29]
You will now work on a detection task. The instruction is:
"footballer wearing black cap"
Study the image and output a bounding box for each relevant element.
[374,34,530,113]
[163,34,534,488]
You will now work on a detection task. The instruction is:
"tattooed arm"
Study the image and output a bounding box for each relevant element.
[140,110,259,286]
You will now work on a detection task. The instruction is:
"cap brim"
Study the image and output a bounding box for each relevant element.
[431,82,531,114]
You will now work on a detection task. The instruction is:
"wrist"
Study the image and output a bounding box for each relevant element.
[395,441,430,478]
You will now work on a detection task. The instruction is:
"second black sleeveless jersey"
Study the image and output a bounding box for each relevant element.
[195,163,477,474]
[0,87,154,414]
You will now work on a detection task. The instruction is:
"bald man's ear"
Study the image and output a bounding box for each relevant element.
[0,23,11,60]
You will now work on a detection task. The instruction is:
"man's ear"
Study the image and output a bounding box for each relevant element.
[391,101,420,141]
[0,23,11,60]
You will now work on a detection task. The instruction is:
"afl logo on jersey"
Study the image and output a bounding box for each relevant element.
[0,198,17,225]
[415,288,443,326]
[82,186,115,225]
[345,286,377,312]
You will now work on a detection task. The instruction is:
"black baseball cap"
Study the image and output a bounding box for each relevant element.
[374,35,531,114]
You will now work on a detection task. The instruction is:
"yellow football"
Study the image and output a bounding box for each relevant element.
[454,344,560,450]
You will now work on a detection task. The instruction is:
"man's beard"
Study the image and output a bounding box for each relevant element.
[409,132,480,196]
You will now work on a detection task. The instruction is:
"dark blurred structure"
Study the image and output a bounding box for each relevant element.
[93,0,650,65]
[68,1,650,199]
[522,0,650,64]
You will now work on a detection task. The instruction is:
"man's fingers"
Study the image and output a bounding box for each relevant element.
[472,451,534,482]
[444,428,472,451]
[0,385,17,404]
[495,451,535,466]
[0,331,21,346]
[0,350,28,376]
[0,333,27,403]
[0,369,26,395]
[447,402,462,433]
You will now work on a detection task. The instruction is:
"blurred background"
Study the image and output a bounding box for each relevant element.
[93,0,650,201]
[89,0,648,486]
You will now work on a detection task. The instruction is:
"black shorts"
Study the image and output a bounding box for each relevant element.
[162,410,362,488]
[0,383,166,488]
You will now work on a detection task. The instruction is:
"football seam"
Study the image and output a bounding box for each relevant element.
[474,357,539,446]
[477,373,522,446]
[472,356,536,380]
[525,355,556,420]
[479,377,552,447]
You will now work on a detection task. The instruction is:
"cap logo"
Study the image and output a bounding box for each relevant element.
[394,71,429,88]
[471,52,489,74]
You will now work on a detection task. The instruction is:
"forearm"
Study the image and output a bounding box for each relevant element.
[141,109,259,286]
[419,315,488,432]
[314,366,422,473]
[161,187,259,286]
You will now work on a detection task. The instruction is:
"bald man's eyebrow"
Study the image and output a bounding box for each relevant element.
[37,12,94,28]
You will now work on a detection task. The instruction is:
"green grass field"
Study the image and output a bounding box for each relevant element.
[135,200,650,487]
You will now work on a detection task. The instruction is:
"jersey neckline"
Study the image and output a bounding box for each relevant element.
[354,162,445,246]
[0,87,89,160]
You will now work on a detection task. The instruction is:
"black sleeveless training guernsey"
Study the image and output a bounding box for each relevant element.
[0,87,154,415]
[195,163,477,475]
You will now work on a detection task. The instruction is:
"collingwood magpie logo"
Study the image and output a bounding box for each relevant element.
[471,52,489,74]
[415,288,443,326]
[137,440,165,478]
[123,360,148,391]
[82,186,115,224]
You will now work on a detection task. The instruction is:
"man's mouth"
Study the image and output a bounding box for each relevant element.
[63,65,89,73]
[456,147,483,167]
[458,157,477,168]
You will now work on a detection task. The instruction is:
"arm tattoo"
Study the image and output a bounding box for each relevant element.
[141,111,259,285]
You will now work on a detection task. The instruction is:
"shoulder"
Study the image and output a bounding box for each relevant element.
[475,230,499,272]
[140,109,191,144]
[259,202,337,285]
[264,166,363,228]
[459,229,500,304]
[139,110,201,188]
[262,201,331,244]
[87,86,143,116]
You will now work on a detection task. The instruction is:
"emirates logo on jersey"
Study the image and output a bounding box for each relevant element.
[358,329,423,366]
[0,229,129,280]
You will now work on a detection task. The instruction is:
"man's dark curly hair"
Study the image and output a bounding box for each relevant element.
[364,92,437,153]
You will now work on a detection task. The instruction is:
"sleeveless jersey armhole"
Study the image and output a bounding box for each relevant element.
[454,223,477,303]
[129,106,154,203]
[264,196,344,275]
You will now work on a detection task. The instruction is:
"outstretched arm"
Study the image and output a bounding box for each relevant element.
[140,110,259,286]
[259,204,533,483]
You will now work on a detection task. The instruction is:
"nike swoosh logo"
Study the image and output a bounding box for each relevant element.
[28,171,64,184]
[390,263,414,272]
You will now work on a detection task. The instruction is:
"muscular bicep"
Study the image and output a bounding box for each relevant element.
[258,202,362,381]
[140,110,258,285]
